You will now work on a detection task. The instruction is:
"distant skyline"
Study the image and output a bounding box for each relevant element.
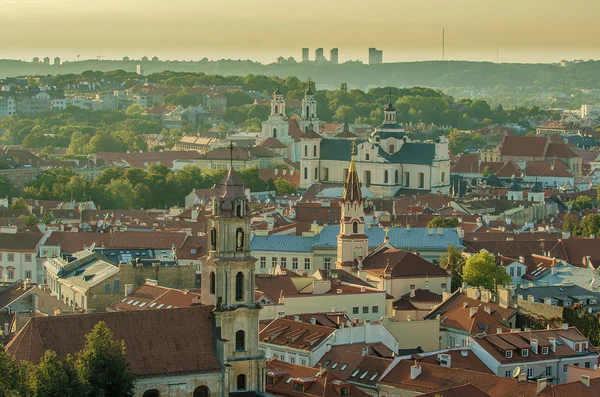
[2,0,600,64]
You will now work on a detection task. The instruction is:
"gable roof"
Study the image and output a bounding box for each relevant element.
[266,359,370,397]
[500,136,548,158]
[379,359,549,396]
[108,282,201,311]
[0,232,43,252]
[361,247,449,278]
[316,348,392,387]
[6,306,221,378]
[259,318,335,352]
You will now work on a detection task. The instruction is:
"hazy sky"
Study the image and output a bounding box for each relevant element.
[2,0,599,64]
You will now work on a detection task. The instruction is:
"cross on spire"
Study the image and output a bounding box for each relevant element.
[228,140,234,169]
[351,140,356,156]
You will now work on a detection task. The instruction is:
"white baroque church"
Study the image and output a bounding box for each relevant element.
[298,98,451,197]
[260,84,320,163]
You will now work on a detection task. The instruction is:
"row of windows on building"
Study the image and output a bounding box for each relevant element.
[352,305,379,314]
[302,167,438,188]
[0,267,24,280]
[3,172,37,180]
[259,257,332,270]
[0,253,33,262]
[270,351,307,367]
[143,385,212,397]
[503,361,593,379]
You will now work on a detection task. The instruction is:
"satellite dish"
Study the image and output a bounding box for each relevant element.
[567,205,573,211]
[512,366,521,378]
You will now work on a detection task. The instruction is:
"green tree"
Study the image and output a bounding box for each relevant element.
[562,213,579,235]
[482,165,493,178]
[427,216,459,228]
[75,321,136,397]
[462,252,511,290]
[28,350,85,397]
[41,211,54,226]
[125,104,143,116]
[103,179,136,209]
[273,178,296,195]
[580,214,600,238]
[0,346,28,396]
[11,197,28,210]
[566,195,593,211]
[438,244,466,292]
[20,213,38,227]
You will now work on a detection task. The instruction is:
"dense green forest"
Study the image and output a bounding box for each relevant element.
[19,164,287,209]
[0,74,551,156]
[3,58,600,106]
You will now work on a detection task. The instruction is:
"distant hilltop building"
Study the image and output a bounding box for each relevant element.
[369,47,383,64]
[302,48,309,62]
[315,48,325,62]
[43,57,50,65]
[32,57,39,64]
[54,57,60,66]
[330,48,339,64]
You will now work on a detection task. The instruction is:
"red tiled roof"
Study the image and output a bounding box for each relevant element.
[43,231,190,254]
[0,283,35,309]
[495,160,524,178]
[259,137,288,149]
[266,359,370,397]
[500,136,548,158]
[288,119,304,141]
[417,350,493,374]
[108,283,201,311]
[525,160,573,178]
[546,143,580,159]
[380,359,550,396]
[316,348,393,386]
[259,318,335,352]
[93,151,200,168]
[362,248,449,278]
[6,307,221,377]
[548,238,600,266]
[0,232,42,251]
[418,384,491,397]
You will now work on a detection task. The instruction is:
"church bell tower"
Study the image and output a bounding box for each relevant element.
[336,143,369,270]
[201,143,265,394]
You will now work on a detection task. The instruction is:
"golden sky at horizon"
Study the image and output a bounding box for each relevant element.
[1,0,599,63]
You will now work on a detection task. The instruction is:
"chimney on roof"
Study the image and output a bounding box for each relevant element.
[410,363,422,380]
[294,315,301,322]
[469,307,477,318]
[309,317,316,325]
[439,353,451,368]
[519,256,525,264]
[124,284,134,297]
[410,285,416,298]
[484,306,491,314]
[536,378,548,394]
[563,323,569,330]
[531,338,539,354]
[581,375,591,388]
[548,337,557,352]
[361,347,368,356]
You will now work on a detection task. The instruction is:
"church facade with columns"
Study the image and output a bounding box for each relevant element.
[299,99,451,197]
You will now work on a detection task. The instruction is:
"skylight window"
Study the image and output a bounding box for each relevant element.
[167,305,172,309]
[351,370,359,377]
[285,376,293,384]
[139,302,146,307]
[157,304,164,309]
[127,300,134,304]
[331,362,338,369]
[340,364,347,371]
[359,371,368,379]
[323,361,330,368]
[149,303,157,308]
[369,372,379,381]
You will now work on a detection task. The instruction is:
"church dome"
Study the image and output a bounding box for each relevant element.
[274,86,283,95]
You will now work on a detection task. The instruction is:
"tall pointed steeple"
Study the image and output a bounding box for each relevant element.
[343,145,363,203]
[336,142,368,270]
